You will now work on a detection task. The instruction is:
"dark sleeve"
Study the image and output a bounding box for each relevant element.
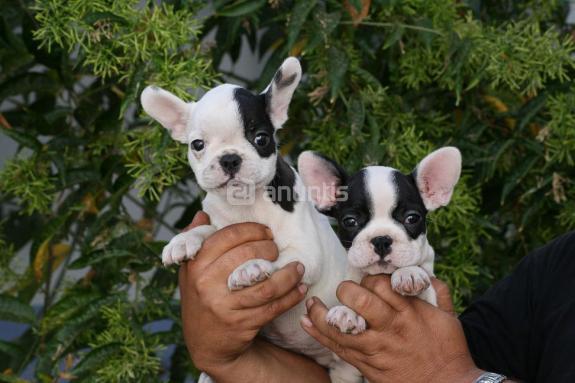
[459,231,575,383]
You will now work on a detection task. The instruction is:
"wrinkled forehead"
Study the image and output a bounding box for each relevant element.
[363,167,397,218]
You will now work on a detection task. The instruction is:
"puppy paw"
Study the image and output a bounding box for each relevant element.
[326,306,366,335]
[161,225,216,265]
[391,266,431,296]
[228,259,275,290]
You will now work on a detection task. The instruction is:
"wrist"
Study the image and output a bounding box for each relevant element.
[428,354,484,383]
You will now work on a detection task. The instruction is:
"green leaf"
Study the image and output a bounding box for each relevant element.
[217,0,266,17]
[83,12,129,26]
[70,343,122,378]
[69,249,134,269]
[0,340,23,357]
[286,0,318,48]
[0,295,36,324]
[0,127,41,150]
[348,96,365,136]
[383,25,404,50]
[327,46,349,100]
[500,155,539,204]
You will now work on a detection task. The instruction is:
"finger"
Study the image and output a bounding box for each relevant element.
[209,240,279,276]
[431,278,455,315]
[304,297,363,350]
[336,280,394,330]
[300,314,365,365]
[361,274,411,313]
[182,211,211,232]
[231,262,305,309]
[247,283,307,326]
[196,223,273,267]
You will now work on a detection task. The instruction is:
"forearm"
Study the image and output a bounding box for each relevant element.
[207,338,330,383]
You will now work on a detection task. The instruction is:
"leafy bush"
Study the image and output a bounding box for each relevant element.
[1,0,574,381]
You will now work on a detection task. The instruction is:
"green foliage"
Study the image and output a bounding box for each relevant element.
[1,0,575,381]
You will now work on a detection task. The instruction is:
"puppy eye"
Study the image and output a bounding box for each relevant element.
[404,212,421,225]
[342,216,359,228]
[191,139,205,151]
[254,132,270,147]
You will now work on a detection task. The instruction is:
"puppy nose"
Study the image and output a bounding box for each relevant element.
[219,154,242,175]
[371,236,393,257]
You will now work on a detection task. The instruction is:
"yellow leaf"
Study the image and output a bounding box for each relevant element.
[344,0,372,26]
[34,240,72,281]
[81,193,99,215]
[289,38,308,57]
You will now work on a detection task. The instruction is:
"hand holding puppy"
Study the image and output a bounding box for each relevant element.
[178,212,310,380]
[302,275,483,383]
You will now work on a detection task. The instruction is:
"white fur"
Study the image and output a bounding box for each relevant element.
[142,58,360,383]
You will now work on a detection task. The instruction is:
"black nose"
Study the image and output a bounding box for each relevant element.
[371,236,393,257]
[219,154,242,175]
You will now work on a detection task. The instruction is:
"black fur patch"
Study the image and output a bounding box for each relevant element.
[391,171,427,239]
[332,170,373,249]
[273,68,297,89]
[234,87,276,158]
[267,156,297,212]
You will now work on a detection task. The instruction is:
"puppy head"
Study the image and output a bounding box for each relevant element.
[140,57,302,193]
[298,147,461,274]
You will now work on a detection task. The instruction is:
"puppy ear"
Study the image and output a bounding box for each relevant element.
[414,147,462,211]
[140,86,195,143]
[263,57,302,129]
[298,151,347,214]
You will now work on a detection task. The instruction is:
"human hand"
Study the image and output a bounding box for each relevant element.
[179,212,308,378]
[301,275,483,383]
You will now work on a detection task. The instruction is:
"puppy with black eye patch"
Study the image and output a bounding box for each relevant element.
[298,147,462,334]
[141,58,363,383]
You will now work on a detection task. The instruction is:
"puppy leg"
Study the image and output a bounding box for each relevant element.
[391,265,431,297]
[329,355,364,383]
[227,259,275,290]
[162,225,217,265]
[326,305,367,335]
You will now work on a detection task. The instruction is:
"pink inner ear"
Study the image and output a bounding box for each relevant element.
[416,148,461,210]
[298,153,341,210]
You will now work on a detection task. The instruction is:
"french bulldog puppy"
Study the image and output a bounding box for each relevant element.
[298,147,462,334]
[141,58,360,382]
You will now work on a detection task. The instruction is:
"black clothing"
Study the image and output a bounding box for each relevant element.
[460,232,575,382]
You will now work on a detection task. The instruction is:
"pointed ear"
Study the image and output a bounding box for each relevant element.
[140,86,195,143]
[414,147,462,211]
[264,57,302,128]
[298,151,347,214]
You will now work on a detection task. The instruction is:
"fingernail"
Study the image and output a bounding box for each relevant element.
[306,298,314,311]
[301,315,313,328]
[298,284,308,294]
[264,227,273,238]
[296,263,305,275]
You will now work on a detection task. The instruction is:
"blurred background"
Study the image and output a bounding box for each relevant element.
[1,0,574,381]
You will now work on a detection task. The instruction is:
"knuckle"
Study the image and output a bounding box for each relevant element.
[256,282,276,300]
[355,293,373,312]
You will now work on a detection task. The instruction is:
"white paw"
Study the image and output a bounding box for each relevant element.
[227,259,275,290]
[326,305,366,335]
[162,230,204,265]
[391,266,431,296]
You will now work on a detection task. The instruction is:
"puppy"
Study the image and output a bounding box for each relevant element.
[298,147,462,334]
[141,58,360,382]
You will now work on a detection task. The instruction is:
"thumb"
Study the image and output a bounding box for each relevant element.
[182,211,211,232]
[431,278,455,315]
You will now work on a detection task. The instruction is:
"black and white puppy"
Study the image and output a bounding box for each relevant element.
[298,147,462,334]
[141,58,360,383]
